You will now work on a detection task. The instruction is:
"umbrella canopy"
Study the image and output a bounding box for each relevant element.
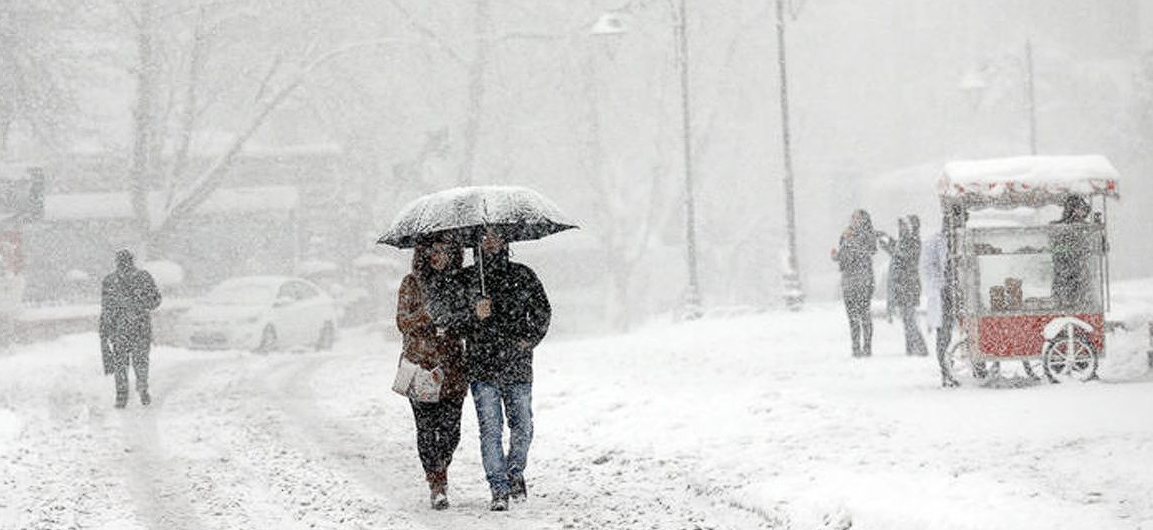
[378,186,578,248]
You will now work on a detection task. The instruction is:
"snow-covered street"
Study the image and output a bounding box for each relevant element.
[2,303,1151,530]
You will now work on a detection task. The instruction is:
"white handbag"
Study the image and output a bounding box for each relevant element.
[391,357,444,403]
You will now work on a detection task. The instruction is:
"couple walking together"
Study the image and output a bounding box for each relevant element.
[396,228,551,512]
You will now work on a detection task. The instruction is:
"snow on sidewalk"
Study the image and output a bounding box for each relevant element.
[1,303,1151,529]
[521,303,1153,529]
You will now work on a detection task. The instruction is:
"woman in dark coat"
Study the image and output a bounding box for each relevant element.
[832,209,878,357]
[880,216,928,356]
[396,241,469,510]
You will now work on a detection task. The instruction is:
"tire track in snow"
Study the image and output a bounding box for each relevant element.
[258,353,434,528]
[277,352,778,530]
[5,385,134,529]
[112,356,221,530]
[174,352,423,529]
[265,353,549,529]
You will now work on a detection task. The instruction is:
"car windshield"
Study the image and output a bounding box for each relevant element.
[202,282,278,306]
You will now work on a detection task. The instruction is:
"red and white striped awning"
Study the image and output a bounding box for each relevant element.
[940,155,1120,207]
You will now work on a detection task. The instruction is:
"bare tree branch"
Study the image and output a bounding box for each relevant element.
[251,54,283,104]
[156,39,403,233]
[113,0,141,29]
[166,6,209,210]
[158,75,303,233]
[385,0,467,66]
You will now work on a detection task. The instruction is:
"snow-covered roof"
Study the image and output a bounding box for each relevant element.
[297,260,339,276]
[141,260,185,287]
[43,186,299,222]
[352,253,404,269]
[940,155,1120,206]
[0,162,40,180]
[214,275,298,289]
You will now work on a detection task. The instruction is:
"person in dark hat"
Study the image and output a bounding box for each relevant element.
[99,250,162,408]
[1052,195,1091,225]
[461,228,551,511]
[1050,195,1093,309]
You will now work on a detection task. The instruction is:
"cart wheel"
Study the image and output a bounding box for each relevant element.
[1042,333,1098,383]
[945,339,986,380]
[1021,358,1044,380]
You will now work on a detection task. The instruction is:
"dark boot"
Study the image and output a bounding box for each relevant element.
[114,391,128,409]
[140,390,151,406]
[427,470,448,510]
[509,474,527,501]
[489,492,509,512]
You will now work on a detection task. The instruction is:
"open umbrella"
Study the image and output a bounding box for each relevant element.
[378,186,577,248]
[377,185,578,293]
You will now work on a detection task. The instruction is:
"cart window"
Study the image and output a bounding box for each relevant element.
[970,225,1103,314]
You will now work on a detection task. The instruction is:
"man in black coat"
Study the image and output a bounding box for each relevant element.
[462,228,550,511]
[100,250,162,408]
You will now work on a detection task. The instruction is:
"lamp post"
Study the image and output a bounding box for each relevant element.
[1025,39,1037,155]
[960,39,1037,155]
[592,5,702,320]
[775,0,803,311]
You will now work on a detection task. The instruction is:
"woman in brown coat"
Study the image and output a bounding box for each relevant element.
[396,241,469,510]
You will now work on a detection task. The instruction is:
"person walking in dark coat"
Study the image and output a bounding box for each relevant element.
[99,250,161,408]
[832,210,878,357]
[396,241,470,510]
[881,216,929,356]
[462,228,551,511]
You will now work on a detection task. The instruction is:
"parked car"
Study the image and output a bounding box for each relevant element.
[175,276,337,352]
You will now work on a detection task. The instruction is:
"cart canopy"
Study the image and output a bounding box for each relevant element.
[940,155,1120,209]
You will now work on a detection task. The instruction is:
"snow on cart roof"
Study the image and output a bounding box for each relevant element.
[940,155,1120,205]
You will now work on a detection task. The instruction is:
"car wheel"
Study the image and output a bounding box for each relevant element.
[255,325,277,354]
[315,321,335,351]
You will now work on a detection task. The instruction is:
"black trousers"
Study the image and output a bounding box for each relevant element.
[409,396,465,475]
[935,288,955,381]
[111,340,150,396]
[842,276,874,357]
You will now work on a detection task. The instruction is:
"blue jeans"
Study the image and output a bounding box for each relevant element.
[470,380,533,495]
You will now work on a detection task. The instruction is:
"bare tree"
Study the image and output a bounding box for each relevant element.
[114,0,380,251]
[581,31,682,330]
[0,1,85,156]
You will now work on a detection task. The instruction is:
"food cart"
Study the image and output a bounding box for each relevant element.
[939,155,1119,383]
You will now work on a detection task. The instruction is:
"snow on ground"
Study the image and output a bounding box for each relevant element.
[1,302,1151,529]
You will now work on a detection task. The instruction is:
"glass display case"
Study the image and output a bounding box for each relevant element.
[963,223,1104,316]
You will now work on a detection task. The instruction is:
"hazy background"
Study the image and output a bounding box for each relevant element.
[3,0,1152,334]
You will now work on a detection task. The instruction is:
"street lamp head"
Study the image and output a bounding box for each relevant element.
[591,12,628,36]
[958,70,988,93]
[958,70,988,108]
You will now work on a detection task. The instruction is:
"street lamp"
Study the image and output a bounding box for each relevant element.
[592,4,702,320]
[774,0,803,311]
[959,39,1038,155]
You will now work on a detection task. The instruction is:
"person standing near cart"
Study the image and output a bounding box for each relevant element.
[881,216,929,357]
[1050,195,1093,309]
[922,225,959,387]
[832,209,878,358]
[464,228,551,511]
[99,250,161,408]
